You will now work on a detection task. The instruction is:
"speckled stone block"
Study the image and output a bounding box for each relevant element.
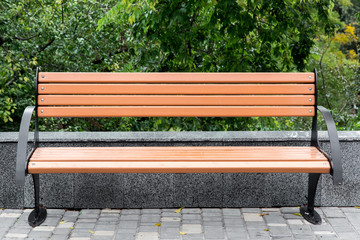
[223,173,270,207]
[24,173,74,208]
[320,142,360,206]
[74,173,124,209]
[0,143,23,208]
[173,173,223,207]
[123,173,173,208]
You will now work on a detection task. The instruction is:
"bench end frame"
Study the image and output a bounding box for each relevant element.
[310,69,342,186]
[16,68,39,187]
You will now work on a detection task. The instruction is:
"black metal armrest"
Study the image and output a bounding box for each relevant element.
[16,106,38,186]
[317,106,342,185]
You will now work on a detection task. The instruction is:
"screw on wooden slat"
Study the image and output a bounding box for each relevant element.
[41,87,44,90]
[309,76,312,79]
[309,110,312,113]
[41,110,44,113]
[41,75,45,78]
[309,99,312,102]
[41,99,44,102]
[309,88,312,91]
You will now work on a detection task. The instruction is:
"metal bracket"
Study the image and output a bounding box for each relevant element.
[16,106,37,186]
[317,106,343,186]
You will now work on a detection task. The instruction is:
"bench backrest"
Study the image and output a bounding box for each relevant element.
[36,72,316,117]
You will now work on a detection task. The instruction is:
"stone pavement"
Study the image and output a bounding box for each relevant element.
[0,207,360,240]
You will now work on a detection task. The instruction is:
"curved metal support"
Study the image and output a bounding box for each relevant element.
[317,106,342,186]
[16,106,36,186]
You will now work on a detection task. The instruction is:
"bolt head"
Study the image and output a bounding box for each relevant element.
[309,110,312,113]
[309,76,312,79]
[41,110,44,113]
[41,99,44,101]
[41,75,45,78]
[41,87,44,90]
[309,99,312,102]
[309,88,312,91]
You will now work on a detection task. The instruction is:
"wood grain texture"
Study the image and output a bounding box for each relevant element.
[38,95,315,106]
[38,84,315,95]
[28,146,330,174]
[38,72,315,83]
[27,161,330,174]
[37,106,315,117]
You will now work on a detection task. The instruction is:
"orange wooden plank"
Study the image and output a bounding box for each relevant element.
[37,106,315,117]
[30,147,328,162]
[38,84,315,95]
[38,72,315,83]
[38,95,315,106]
[27,161,330,174]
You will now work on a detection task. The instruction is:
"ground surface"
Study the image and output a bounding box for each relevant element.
[0,207,359,239]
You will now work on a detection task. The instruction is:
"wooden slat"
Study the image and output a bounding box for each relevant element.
[38,95,315,106]
[28,161,330,174]
[38,72,315,83]
[30,147,328,162]
[37,106,315,117]
[38,84,315,95]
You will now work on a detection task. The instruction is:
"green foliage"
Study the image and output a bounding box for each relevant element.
[0,0,358,132]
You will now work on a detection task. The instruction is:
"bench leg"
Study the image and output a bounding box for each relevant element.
[300,173,322,225]
[28,174,47,227]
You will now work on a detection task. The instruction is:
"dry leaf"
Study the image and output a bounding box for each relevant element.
[355,206,360,209]
[59,221,67,224]
[70,227,74,229]
[89,231,94,234]
[154,223,162,227]
[174,207,184,213]
[179,231,187,235]
[292,213,302,217]
[259,213,269,216]
[264,228,269,231]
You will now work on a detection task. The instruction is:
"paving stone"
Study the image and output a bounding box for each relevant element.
[141,209,161,215]
[3,209,23,213]
[0,213,22,218]
[321,207,345,218]
[101,208,121,214]
[7,228,31,234]
[94,224,117,231]
[80,209,101,214]
[120,215,140,221]
[181,219,202,224]
[161,212,180,217]
[50,235,69,240]
[93,230,115,236]
[224,218,244,226]
[136,232,159,240]
[74,222,96,229]
[139,225,160,232]
[160,217,181,222]
[241,208,261,213]
[181,224,202,234]
[263,212,286,224]
[203,221,223,226]
[336,231,360,239]
[32,226,55,231]
[70,229,92,237]
[182,214,201,220]
[268,226,292,237]
[5,233,29,238]
[281,207,301,214]
[203,216,222,222]
[201,208,221,214]
[121,209,141,215]
[76,218,97,223]
[344,212,360,226]
[339,207,360,213]
[47,209,66,215]
[261,208,280,212]
[181,208,201,214]
[118,220,139,229]
[243,213,263,222]
[181,233,204,240]
[287,219,303,225]
[114,233,136,240]
[141,215,160,223]
[53,228,72,235]
[222,208,241,216]
[57,222,74,228]
[28,230,53,238]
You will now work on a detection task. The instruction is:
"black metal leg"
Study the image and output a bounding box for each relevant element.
[300,173,322,225]
[28,174,47,227]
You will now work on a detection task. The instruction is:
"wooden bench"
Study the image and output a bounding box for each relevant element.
[16,69,342,227]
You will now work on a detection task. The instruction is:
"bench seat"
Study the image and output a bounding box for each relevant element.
[28,146,330,174]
